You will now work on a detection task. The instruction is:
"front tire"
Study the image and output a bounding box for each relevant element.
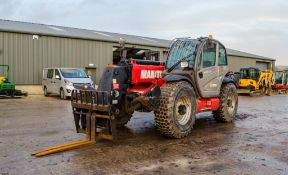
[213,83,238,122]
[155,81,196,138]
[44,87,49,97]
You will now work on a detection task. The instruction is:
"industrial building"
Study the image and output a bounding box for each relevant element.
[0,19,275,86]
[227,49,275,72]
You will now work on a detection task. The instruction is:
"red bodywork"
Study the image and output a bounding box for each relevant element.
[272,84,288,90]
[196,98,220,113]
[126,59,220,113]
[127,59,165,95]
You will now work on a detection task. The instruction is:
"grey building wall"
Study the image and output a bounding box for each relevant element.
[0,31,167,85]
[0,32,4,76]
[0,30,275,85]
[227,55,274,72]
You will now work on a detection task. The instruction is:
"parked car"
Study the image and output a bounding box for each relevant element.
[42,68,94,99]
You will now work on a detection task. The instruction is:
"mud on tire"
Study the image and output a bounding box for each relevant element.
[154,81,196,138]
[213,83,238,122]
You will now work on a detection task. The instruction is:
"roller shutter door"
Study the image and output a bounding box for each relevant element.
[256,61,268,71]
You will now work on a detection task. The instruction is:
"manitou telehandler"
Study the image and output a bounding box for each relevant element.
[238,67,273,96]
[272,70,288,94]
[33,36,238,157]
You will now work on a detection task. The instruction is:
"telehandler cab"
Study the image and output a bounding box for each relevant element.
[32,36,238,156]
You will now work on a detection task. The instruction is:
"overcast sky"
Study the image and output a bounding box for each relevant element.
[0,0,287,65]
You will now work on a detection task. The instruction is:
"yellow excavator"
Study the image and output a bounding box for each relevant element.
[238,67,273,96]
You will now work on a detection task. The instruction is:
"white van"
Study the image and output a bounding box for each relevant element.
[42,68,94,99]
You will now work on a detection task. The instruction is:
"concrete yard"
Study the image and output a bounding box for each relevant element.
[0,95,288,175]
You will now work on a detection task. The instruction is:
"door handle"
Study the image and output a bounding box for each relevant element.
[199,72,203,79]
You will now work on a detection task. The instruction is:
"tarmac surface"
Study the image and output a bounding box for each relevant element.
[0,94,288,175]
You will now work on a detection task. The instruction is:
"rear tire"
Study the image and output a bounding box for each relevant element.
[115,115,132,128]
[213,83,238,122]
[9,90,15,98]
[114,102,132,127]
[154,81,196,138]
[60,88,67,100]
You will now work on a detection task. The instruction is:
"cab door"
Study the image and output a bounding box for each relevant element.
[53,69,62,94]
[46,69,54,93]
[217,43,229,91]
[196,40,222,98]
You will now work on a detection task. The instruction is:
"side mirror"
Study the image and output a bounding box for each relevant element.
[180,60,189,68]
[55,75,61,80]
[88,75,92,79]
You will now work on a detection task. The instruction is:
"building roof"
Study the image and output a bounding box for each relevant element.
[275,66,288,71]
[0,19,170,48]
[226,48,275,61]
[0,19,275,61]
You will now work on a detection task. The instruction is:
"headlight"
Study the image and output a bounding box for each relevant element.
[64,79,73,86]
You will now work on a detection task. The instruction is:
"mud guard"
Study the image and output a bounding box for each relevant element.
[163,74,200,97]
[223,74,238,88]
[164,74,193,84]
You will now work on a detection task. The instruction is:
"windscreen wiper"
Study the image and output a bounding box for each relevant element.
[167,53,193,72]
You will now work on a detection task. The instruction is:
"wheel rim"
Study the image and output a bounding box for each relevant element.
[227,92,236,115]
[176,94,192,125]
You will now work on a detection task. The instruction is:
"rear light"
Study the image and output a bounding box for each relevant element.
[113,83,120,90]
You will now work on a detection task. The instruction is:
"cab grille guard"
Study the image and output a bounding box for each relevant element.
[71,89,111,106]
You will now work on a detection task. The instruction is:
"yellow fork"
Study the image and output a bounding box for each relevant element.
[32,140,95,157]
[32,113,114,157]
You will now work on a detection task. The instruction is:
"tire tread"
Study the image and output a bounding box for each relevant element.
[155,81,196,138]
[213,83,238,122]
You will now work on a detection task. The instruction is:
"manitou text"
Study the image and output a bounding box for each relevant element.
[140,70,162,79]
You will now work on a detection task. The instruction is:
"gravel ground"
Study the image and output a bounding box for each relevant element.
[0,94,288,175]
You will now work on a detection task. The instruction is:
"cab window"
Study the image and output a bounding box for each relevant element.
[55,69,61,79]
[202,42,216,68]
[47,69,54,79]
[218,45,227,65]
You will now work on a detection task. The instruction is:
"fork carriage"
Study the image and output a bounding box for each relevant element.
[71,89,117,141]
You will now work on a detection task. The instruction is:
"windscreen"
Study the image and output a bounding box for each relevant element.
[274,72,283,84]
[240,68,259,80]
[166,39,198,69]
[60,68,88,78]
[240,69,249,79]
[285,72,288,85]
[0,65,9,77]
